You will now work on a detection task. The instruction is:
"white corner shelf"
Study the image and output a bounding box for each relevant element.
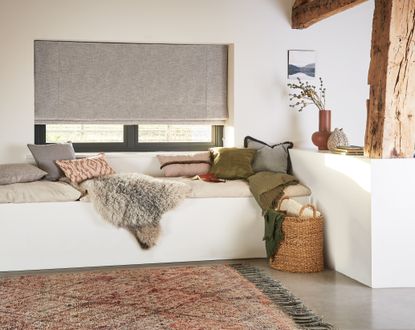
[290,148,415,288]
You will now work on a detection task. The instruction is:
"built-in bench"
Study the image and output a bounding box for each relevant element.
[0,152,310,272]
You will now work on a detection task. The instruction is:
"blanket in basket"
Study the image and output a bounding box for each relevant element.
[248,171,298,259]
[248,171,298,212]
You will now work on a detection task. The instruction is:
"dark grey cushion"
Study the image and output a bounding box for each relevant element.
[244,136,293,173]
[0,164,47,185]
[27,143,76,181]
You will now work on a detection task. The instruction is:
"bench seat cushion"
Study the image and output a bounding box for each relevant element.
[0,176,311,203]
[0,181,82,203]
[165,178,252,198]
[163,178,311,199]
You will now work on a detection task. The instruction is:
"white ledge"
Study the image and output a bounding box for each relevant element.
[290,148,415,288]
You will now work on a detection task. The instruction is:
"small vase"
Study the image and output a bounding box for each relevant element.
[312,110,331,150]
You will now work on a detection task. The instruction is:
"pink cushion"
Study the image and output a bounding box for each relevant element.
[157,152,211,177]
[56,153,115,183]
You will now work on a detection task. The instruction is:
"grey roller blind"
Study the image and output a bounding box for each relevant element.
[34,41,228,124]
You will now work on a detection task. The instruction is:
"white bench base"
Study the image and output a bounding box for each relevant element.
[0,197,266,272]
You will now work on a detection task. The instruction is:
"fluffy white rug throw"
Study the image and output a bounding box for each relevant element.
[86,173,189,248]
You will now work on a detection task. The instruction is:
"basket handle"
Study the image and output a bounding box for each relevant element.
[299,204,317,218]
[276,196,290,211]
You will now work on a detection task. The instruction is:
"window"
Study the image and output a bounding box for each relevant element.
[34,41,228,152]
[46,124,124,143]
[35,124,223,152]
[138,125,212,143]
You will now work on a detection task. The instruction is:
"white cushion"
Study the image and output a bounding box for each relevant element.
[283,184,311,198]
[0,181,82,203]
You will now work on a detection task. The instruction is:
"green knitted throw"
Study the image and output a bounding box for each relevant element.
[263,209,285,259]
[248,172,298,212]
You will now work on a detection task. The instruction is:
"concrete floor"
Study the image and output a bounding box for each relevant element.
[2,259,415,330]
[247,259,415,330]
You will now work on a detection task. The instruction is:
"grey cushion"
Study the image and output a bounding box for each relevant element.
[0,164,47,185]
[244,136,293,173]
[27,143,76,181]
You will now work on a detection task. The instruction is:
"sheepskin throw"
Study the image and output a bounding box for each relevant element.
[86,174,189,248]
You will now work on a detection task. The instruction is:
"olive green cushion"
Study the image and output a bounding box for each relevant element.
[210,148,256,180]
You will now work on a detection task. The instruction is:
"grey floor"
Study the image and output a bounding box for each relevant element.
[248,259,415,330]
[2,259,415,330]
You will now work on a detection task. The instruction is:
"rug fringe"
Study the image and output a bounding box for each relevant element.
[230,264,335,330]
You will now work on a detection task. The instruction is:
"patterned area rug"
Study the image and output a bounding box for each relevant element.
[0,264,333,329]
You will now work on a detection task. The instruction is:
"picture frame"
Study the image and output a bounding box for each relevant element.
[288,50,316,80]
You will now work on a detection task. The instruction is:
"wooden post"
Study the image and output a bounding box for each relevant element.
[292,0,367,29]
[365,0,415,158]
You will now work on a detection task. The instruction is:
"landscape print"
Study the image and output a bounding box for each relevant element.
[288,50,316,79]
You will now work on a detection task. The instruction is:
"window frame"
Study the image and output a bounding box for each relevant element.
[34,124,223,152]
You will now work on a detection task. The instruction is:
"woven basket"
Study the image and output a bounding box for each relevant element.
[269,198,324,273]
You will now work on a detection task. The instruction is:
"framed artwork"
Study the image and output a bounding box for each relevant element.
[288,50,316,80]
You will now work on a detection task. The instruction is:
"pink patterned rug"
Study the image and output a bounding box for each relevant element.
[0,264,332,329]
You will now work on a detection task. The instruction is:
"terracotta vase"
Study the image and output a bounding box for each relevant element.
[311,110,331,150]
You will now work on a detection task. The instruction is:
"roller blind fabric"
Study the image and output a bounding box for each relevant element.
[34,41,228,124]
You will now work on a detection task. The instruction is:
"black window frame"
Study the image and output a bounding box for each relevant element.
[35,124,223,152]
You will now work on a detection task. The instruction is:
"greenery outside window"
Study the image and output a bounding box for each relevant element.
[35,124,223,152]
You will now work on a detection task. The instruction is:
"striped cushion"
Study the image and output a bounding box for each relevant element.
[157,152,211,177]
[56,153,115,184]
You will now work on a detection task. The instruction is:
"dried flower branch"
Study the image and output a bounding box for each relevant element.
[288,77,327,112]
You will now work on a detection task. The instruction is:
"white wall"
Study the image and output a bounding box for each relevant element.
[0,0,374,163]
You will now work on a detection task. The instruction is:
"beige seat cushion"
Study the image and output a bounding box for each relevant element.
[0,181,82,203]
[165,178,311,199]
[80,177,312,200]
[164,177,252,198]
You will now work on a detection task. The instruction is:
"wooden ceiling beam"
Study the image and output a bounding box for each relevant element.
[365,0,415,158]
[292,0,368,29]
[291,0,415,158]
